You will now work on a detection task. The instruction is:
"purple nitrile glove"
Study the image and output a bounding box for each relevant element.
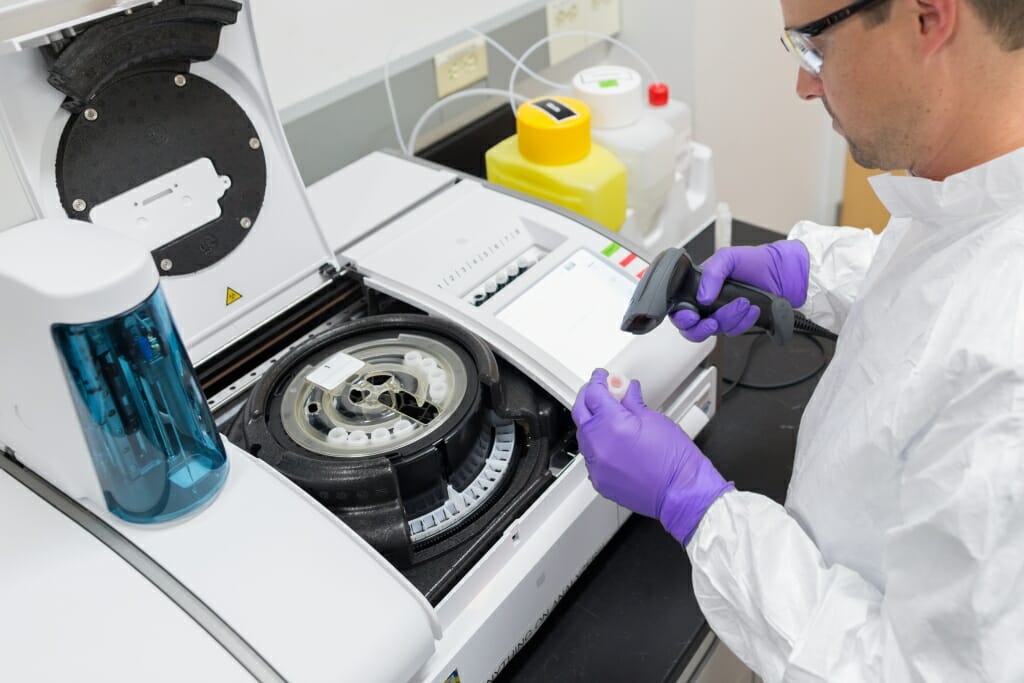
[571,368,734,546]
[671,240,810,342]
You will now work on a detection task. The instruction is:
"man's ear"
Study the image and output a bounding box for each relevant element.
[915,0,957,56]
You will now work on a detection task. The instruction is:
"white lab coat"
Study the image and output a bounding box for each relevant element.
[687,148,1024,682]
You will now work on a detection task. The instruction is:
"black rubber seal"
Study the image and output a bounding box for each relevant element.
[47,0,242,112]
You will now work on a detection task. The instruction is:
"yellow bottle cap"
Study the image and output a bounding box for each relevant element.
[516,96,591,165]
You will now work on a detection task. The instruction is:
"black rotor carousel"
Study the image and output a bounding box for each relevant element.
[229,314,568,602]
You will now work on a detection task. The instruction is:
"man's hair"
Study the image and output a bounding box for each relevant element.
[862,0,1024,51]
[967,0,1024,50]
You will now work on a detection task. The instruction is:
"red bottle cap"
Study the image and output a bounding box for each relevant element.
[648,82,670,106]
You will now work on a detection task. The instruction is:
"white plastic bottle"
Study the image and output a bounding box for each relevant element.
[644,81,706,251]
[572,66,675,239]
[646,82,693,180]
[715,201,733,251]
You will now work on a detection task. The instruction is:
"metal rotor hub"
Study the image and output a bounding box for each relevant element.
[281,335,468,459]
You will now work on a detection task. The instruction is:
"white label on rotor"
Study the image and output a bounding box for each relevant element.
[307,352,365,392]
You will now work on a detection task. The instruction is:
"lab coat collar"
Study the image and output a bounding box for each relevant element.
[868,145,1024,221]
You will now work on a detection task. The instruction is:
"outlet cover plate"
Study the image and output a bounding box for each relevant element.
[434,37,489,98]
[586,0,621,42]
[545,0,587,65]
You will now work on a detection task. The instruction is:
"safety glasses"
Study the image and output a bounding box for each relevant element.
[781,0,890,75]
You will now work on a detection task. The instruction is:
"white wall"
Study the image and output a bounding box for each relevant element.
[251,0,548,122]
[618,0,695,113]
[693,2,845,233]
[617,1,843,233]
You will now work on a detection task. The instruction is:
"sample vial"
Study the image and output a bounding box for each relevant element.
[715,201,733,251]
[607,373,629,401]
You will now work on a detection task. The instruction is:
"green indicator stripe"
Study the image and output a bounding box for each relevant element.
[601,243,621,257]
[599,79,619,88]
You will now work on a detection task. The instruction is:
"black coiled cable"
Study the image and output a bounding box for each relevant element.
[722,319,837,398]
[794,315,838,341]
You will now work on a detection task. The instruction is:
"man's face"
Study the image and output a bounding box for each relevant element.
[780,0,920,171]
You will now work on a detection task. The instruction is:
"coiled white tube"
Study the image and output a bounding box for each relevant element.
[465,27,565,90]
[387,27,561,156]
[384,39,409,155]
[407,87,528,155]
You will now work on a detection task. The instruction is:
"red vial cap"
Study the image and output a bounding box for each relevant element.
[648,82,670,106]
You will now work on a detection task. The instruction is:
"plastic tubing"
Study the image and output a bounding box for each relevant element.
[407,87,528,155]
[508,30,660,114]
[384,39,409,155]
[386,27,561,156]
[389,28,658,155]
[464,27,565,90]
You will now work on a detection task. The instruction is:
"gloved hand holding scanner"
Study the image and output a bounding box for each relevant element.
[620,246,798,345]
[621,241,820,343]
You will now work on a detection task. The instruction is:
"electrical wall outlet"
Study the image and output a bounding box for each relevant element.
[434,37,489,99]
[545,0,587,65]
[586,0,621,42]
[545,0,621,66]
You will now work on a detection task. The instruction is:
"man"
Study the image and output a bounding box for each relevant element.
[572,0,1024,680]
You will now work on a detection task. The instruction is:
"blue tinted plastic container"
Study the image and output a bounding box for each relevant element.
[52,288,228,523]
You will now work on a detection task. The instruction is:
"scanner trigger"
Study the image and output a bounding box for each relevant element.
[669,301,698,315]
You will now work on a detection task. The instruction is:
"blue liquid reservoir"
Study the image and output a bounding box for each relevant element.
[52,288,228,523]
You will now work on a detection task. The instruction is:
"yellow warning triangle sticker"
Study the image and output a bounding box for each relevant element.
[226,287,243,306]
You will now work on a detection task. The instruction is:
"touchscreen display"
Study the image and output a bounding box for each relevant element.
[496,249,638,381]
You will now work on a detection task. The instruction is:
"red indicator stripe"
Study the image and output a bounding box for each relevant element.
[636,268,647,279]
[619,253,636,268]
